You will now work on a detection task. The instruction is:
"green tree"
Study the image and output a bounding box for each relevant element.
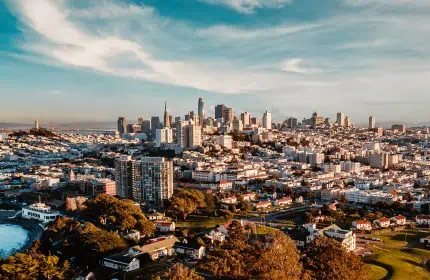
[169,189,205,220]
[302,237,369,280]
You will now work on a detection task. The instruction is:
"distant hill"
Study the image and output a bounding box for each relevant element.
[0,121,116,130]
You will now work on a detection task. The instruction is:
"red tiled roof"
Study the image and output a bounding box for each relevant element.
[354,220,371,225]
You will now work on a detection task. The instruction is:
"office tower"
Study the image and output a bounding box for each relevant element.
[137,117,144,125]
[215,104,226,120]
[115,155,136,199]
[185,111,196,122]
[169,115,173,126]
[117,117,126,136]
[176,120,202,148]
[286,117,298,128]
[141,120,151,135]
[345,116,352,127]
[262,111,272,129]
[232,117,243,132]
[198,97,204,125]
[311,112,324,127]
[336,112,345,127]
[241,112,251,128]
[151,116,161,138]
[251,117,260,127]
[138,157,173,205]
[369,116,376,129]
[155,128,173,147]
[164,102,171,128]
[34,120,39,129]
[175,117,181,124]
[204,117,214,127]
[224,108,234,124]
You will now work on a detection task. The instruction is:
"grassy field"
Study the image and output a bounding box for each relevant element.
[176,215,228,229]
[364,229,430,280]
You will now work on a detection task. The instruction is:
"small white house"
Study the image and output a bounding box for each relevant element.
[352,220,372,231]
[416,215,430,225]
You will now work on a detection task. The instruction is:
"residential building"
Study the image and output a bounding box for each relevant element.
[336,112,345,127]
[155,128,173,147]
[369,116,376,129]
[262,111,272,130]
[214,135,233,150]
[352,220,372,231]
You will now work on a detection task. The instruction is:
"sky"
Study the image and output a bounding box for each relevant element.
[1,0,430,124]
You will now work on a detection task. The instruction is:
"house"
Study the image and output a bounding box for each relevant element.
[317,224,356,252]
[154,221,176,232]
[275,197,292,207]
[101,255,140,272]
[133,236,179,260]
[174,242,206,259]
[416,215,430,225]
[255,201,271,210]
[242,192,257,202]
[147,212,166,221]
[374,217,391,228]
[391,215,406,226]
[352,220,372,231]
[420,235,430,247]
[208,229,226,243]
[221,197,237,209]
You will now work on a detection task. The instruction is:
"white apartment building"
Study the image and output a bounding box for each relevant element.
[22,202,61,223]
[214,135,233,150]
[262,111,272,130]
[177,121,202,149]
[155,128,173,147]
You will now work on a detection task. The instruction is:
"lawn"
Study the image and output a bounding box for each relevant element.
[364,229,430,280]
[176,215,229,229]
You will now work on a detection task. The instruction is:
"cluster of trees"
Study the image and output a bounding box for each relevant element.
[40,217,127,268]
[169,189,205,220]
[201,221,369,280]
[83,194,155,235]
[0,242,70,280]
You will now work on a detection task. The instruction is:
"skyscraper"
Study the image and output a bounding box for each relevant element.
[115,155,136,198]
[198,97,204,125]
[215,104,226,120]
[286,117,298,128]
[164,102,171,128]
[151,116,161,139]
[223,108,234,124]
[34,120,39,129]
[115,156,173,205]
[369,116,376,129]
[176,120,202,148]
[137,117,144,125]
[336,112,345,127]
[262,111,272,130]
[117,117,126,136]
[241,112,251,128]
[139,157,173,205]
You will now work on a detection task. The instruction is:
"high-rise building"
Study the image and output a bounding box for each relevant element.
[251,117,260,127]
[127,124,141,134]
[262,111,272,130]
[34,120,39,130]
[345,116,352,127]
[115,155,136,198]
[163,102,171,128]
[215,104,226,120]
[141,120,151,135]
[117,117,126,136]
[286,117,298,128]
[241,112,251,128]
[311,112,324,127]
[156,128,173,147]
[137,117,144,125]
[176,120,202,148]
[369,116,376,129]
[198,97,204,125]
[232,117,243,132]
[115,156,173,205]
[138,157,173,205]
[223,108,234,124]
[336,112,345,127]
[151,117,161,138]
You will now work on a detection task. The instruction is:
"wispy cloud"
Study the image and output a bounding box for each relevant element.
[281,58,323,74]
[198,0,291,14]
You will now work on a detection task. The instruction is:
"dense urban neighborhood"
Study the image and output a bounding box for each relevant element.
[1,99,430,279]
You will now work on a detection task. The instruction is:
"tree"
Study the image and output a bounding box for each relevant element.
[83,194,154,235]
[0,252,70,280]
[219,209,233,221]
[78,222,127,254]
[166,263,203,280]
[252,232,304,280]
[169,189,206,220]
[302,237,369,280]
[204,193,216,217]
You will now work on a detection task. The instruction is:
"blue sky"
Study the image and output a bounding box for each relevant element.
[1,0,430,124]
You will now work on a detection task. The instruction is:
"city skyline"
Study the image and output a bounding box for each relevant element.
[1,0,430,123]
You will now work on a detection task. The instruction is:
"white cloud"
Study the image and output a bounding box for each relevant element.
[67,1,154,19]
[199,0,291,14]
[281,58,322,74]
